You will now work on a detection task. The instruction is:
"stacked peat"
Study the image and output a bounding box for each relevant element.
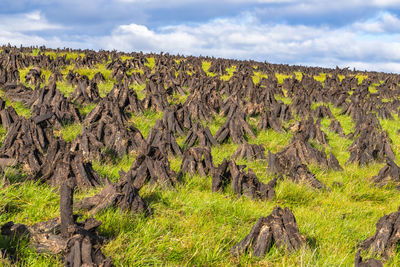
[0,98,19,130]
[1,182,113,266]
[180,146,214,177]
[347,114,395,165]
[92,72,106,84]
[355,206,400,265]
[38,138,104,188]
[183,122,216,148]
[29,83,81,128]
[147,119,182,157]
[291,117,328,145]
[24,67,43,86]
[48,69,64,84]
[232,143,266,161]
[165,105,193,134]
[267,130,341,189]
[142,78,169,112]
[212,159,277,200]
[75,179,150,216]
[231,206,305,257]
[183,83,222,121]
[161,107,187,136]
[106,81,143,114]
[313,105,333,119]
[71,97,145,161]
[1,83,33,104]
[65,70,81,85]
[329,119,346,137]
[121,144,178,190]
[0,115,56,174]
[214,104,255,144]
[257,110,284,132]
[354,251,383,267]
[69,79,101,104]
[372,159,400,188]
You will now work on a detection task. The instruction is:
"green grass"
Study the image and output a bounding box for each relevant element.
[145,57,156,69]
[54,123,82,142]
[253,71,268,84]
[2,52,400,266]
[44,51,85,60]
[0,91,31,118]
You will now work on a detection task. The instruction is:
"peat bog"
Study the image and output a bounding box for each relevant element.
[0,46,399,266]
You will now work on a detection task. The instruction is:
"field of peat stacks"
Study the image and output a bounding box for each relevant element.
[0,46,400,266]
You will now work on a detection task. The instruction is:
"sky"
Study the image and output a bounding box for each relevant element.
[2,0,400,73]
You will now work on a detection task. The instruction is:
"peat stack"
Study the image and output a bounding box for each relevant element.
[183,87,222,121]
[269,129,341,171]
[65,70,81,85]
[214,106,256,144]
[39,139,104,188]
[347,127,395,165]
[271,102,292,122]
[230,160,277,200]
[72,118,144,162]
[290,90,312,118]
[69,79,101,104]
[212,159,276,200]
[147,120,182,157]
[0,115,56,174]
[169,105,193,133]
[75,179,150,216]
[372,159,400,188]
[180,146,214,177]
[48,69,64,84]
[121,144,178,190]
[257,110,284,132]
[354,251,383,267]
[1,83,33,104]
[293,117,327,145]
[357,206,400,262]
[29,83,81,127]
[0,100,19,130]
[30,105,63,130]
[24,66,43,86]
[267,138,332,190]
[75,88,145,161]
[183,122,217,148]
[106,82,143,114]
[0,66,20,84]
[142,79,169,112]
[1,182,113,266]
[92,71,105,84]
[211,158,230,192]
[161,108,186,136]
[313,105,333,119]
[231,206,305,257]
[329,119,345,137]
[232,143,266,161]
[84,98,128,126]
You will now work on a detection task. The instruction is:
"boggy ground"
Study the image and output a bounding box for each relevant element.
[0,46,399,266]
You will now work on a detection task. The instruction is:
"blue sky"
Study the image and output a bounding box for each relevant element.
[2,0,400,72]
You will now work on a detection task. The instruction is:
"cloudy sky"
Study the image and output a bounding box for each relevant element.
[2,0,400,72]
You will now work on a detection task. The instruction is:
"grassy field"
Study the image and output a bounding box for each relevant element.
[0,51,399,266]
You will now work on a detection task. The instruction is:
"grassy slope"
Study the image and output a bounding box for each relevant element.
[0,53,399,266]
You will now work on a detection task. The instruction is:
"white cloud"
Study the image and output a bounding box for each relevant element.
[353,12,400,33]
[118,0,294,3]
[97,13,400,73]
[0,10,63,32]
[0,11,87,49]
